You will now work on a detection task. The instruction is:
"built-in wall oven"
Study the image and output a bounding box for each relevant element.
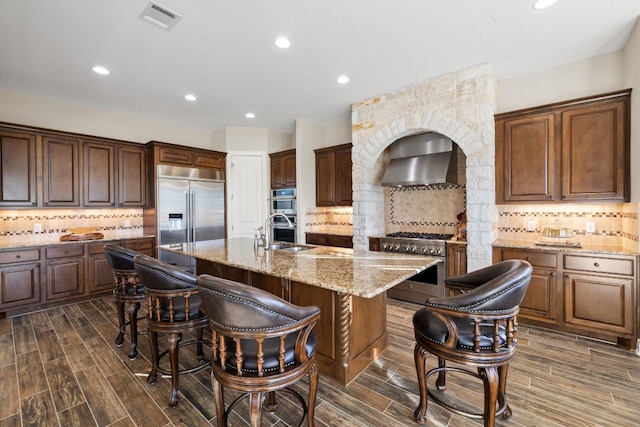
[378,232,452,303]
[269,188,297,243]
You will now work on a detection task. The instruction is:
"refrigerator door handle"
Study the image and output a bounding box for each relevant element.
[185,191,191,244]
[190,191,196,243]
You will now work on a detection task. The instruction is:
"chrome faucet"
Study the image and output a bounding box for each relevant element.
[263,213,293,249]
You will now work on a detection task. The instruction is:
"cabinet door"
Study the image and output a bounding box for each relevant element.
[283,153,296,187]
[315,151,335,206]
[0,263,41,308]
[495,113,555,203]
[119,145,147,207]
[194,151,224,170]
[46,257,85,300]
[158,145,193,165]
[561,99,628,201]
[563,272,633,335]
[334,146,352,206]
[445,242,467,278]
[519,267,557,322]
[83,141,115,207]
[42,136,80,206]
[87,254,115,294]
[0,129,37,207]
[270,155,284,189]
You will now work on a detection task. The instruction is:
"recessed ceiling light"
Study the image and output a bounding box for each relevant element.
[92,66,110,75]
[184,94,197,101]
[246,112,255,119]
[533,0,558,9]
[337,75,350,84]
[274,37,291,49]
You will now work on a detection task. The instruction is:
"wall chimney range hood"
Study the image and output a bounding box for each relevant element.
[381,132,462,187]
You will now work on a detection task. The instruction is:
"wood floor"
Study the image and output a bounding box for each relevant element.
[1,296,639,427]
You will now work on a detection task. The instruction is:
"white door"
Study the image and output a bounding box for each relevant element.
[227,153,267,238]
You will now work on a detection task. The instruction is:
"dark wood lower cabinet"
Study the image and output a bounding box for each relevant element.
[197,258,387,384]
[0,237,155,316]
[493,246,638,350]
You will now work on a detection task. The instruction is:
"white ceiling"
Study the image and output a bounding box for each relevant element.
[1,0,639,133]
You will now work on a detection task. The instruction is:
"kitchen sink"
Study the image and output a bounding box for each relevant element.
[267,243,313,252]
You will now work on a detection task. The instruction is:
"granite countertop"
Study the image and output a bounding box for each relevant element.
[0,230,155,250]
[159,237,441,298]
[493,238,639,256]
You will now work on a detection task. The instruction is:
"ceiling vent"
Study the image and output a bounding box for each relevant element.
[139,2,182,31]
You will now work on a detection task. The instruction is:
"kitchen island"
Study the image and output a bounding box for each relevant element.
[159,238,440,384]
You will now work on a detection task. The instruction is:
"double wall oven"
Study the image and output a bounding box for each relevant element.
[269,188,297,243]
[379,232,452,304]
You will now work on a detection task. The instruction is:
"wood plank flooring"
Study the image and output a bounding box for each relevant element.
[1,296,639,426]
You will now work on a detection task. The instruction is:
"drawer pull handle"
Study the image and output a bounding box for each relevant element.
[593,262,599,267]
[526,257,532,261]
[16,255,21,259]
[550,272,555,277]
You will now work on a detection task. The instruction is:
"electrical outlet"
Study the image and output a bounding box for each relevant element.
[586,221,596,233]
[124,220,131,228]
[527,220,536,231]
[33,223,42,233]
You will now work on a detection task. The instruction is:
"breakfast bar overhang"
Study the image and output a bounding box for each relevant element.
[159,238,441,385]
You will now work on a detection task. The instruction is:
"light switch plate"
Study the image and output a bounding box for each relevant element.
[586,221,596,233]
[33,223,42,233]
[124,220,131,228]
[527,220,537,231]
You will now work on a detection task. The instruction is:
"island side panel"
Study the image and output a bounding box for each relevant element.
[347,292,388,383]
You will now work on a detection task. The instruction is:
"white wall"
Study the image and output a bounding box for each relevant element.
[0,89,211,147]
[497,50,625,113]
[623,18,640,203]
[294,119,325,242]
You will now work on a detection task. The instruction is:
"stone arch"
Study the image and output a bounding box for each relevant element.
[351,65,497,271]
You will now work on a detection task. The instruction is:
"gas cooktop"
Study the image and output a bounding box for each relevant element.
[385,232,454,241]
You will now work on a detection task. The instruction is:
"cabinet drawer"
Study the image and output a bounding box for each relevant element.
[46,245,84,259]
[563,254,634,276]
[0,249,40,264]
[125,239,154,251]
[88,241,121,255]
[501,249,557,268]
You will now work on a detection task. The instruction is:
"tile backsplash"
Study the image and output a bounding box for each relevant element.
[0,208,144,236]
[497,203,639,250]
[385,184,466,236]
[305,207,353,234]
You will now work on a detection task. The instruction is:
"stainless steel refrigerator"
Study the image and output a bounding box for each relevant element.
[157,165,225,272]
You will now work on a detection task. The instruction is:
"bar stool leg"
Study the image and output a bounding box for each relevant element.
[115,299,126,346]
[127,302,140,359]
[168,332,181,407]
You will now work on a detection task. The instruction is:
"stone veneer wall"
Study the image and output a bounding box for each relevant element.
[0,208,144,236]
[351,63,497,271]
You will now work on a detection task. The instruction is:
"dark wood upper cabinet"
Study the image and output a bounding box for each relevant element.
[495,89,630,204]
[315,143,352,207]
[560,100,628,201]
[42,136,81,207]
[118,145,147,207]
[152,142,225,171]
[270,149,296,189]
[83,141,115,207]
[0,128,37,207]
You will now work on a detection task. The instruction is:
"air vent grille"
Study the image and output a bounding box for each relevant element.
[139,2,182,31]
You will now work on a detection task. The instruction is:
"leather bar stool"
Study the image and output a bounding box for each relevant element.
[413,260,532,427]
[104,244,146,360]
[133,254,210,407]
[196,274,321,427]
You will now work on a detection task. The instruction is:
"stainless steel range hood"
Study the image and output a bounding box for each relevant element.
[381,132,463,187]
